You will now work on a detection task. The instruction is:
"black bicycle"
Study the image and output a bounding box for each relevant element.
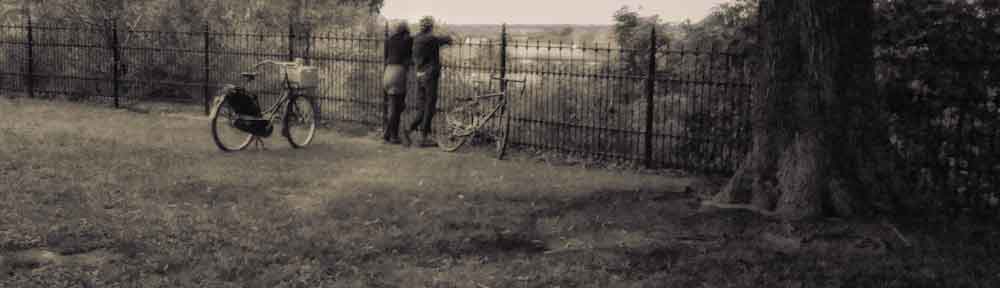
[210,59,319,152]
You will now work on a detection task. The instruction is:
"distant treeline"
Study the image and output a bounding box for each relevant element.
[8,0,384,33]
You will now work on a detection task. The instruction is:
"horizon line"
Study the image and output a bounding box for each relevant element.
[378,21,697,26]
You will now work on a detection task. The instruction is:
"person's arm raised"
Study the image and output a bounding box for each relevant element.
[440,35,454,46]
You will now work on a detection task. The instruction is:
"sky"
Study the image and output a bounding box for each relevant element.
[380,0,729,25]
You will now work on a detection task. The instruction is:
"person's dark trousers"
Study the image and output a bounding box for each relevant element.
[383,92,406,141]
[408,71,440,139]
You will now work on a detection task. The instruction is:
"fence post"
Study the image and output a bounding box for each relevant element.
[644,27,657,168]
[499,23,508,121]
[382,22,389,134]
[304,24,313,65]
[202,24,211,115]
[110,20,121,108]
[499,24,508,87]
[25,13,35,99]
[499,24,510,152]
[288,22,296,61]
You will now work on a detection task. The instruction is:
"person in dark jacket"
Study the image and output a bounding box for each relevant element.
[382,21,413,144]
[403,16,453,147]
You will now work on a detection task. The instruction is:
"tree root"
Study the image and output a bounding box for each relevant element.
[699,200,780,218]
[881,219,912,248]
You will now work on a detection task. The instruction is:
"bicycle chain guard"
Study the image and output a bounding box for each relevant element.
[233,118,273,137]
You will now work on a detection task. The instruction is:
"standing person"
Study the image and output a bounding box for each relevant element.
[403,16,453,147]
[382,20,413,144]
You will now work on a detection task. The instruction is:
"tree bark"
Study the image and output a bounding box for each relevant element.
[714,0,898,219]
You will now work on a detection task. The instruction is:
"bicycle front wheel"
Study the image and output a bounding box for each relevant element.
[283,94,318,148]
[495,104,511,159]
[436,128,468,152]
[211,95,254,152]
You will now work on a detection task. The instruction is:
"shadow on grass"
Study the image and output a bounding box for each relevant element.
[3,97,998,287]
[298,182,1000,287]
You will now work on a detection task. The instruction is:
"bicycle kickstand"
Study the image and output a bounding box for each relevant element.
[252,136,267,151]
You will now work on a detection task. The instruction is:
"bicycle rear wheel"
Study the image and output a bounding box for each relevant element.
[283,94,318,148]
[211,95,254,152]
[437,97,480,152]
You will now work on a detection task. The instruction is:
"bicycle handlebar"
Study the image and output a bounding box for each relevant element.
[244,59,308,86]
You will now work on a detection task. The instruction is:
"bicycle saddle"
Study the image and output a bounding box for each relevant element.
[240,72,258,81]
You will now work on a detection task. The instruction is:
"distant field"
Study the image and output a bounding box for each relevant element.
[1,97,997,287]
[447,24,612,37]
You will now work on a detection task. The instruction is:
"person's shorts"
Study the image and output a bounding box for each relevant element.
[382,64,408,95]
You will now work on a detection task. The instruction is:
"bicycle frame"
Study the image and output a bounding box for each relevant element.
[450,92,507,136]
[255,88,300,123]
[446,77,525,135]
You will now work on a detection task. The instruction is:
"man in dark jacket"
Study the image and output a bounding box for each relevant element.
[403,16,453,147]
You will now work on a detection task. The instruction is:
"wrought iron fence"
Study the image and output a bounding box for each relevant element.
[0,21,754,173]
[0,19,996,214]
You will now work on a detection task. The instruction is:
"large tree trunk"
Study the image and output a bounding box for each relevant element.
[714,0,899,219]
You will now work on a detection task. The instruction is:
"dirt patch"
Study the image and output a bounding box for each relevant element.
[122,101,205,116]
[326,121,379,138]
[2,248,124,275]
[432,229,547,257]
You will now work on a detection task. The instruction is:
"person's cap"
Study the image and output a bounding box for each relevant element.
[394,20,409,33]
[420,16,434,28]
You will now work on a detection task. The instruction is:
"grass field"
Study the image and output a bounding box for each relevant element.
[1,97,998,287]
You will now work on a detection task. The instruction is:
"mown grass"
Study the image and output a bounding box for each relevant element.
[1,97,998,287]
